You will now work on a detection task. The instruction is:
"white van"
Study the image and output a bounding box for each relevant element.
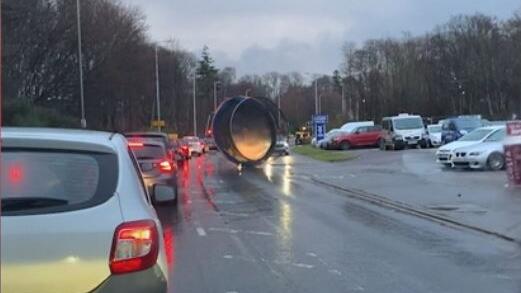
[380,114,427,150]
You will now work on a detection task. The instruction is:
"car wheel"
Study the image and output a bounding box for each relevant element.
[379,139,386,151]
[340,141,351,150]
[487,152,505,171]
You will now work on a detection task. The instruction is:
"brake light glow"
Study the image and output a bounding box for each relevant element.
[159,160,173,172]
[8,164,24,184]
[128,142,144,148]
[109,220,159,274]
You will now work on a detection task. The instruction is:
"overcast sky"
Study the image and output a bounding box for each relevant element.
[123,0,520,76]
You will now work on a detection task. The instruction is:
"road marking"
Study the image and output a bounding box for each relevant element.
[292,263,314,269]
[226,291,239,293]
[223,255,234,259]
[209,227,239,234]
[208,227,273,236]
[196,227,207,236]
[306,252,317,257]
[328,269,342,275]
[244,230,274,236]
[220,211,250,217]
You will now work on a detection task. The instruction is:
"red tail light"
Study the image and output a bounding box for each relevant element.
[159,160,173,172]
[109,220,159,274]
[128,142,144,149]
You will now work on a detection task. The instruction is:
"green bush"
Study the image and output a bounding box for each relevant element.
[2,100,78,128]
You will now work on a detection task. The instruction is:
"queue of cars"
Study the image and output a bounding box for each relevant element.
[0,128,219,293]
[1,128,171,292]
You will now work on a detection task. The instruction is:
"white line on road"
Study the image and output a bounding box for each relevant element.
[196,227,207,236]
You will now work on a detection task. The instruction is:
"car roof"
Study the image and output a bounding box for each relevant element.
[125,131,167,137]
[1,127,119,153]
[476,125,505,131]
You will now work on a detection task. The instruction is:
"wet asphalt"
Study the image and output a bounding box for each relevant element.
[157,150,521,293]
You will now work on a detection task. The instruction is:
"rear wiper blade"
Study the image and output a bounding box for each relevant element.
[2,197,69,212]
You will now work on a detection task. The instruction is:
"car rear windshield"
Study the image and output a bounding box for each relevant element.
[1,149,118,215]
[126,134,167,145]
[455,118,482,130]
[131,144,165,160]
[459,129,494,141]
[393,117,424,130]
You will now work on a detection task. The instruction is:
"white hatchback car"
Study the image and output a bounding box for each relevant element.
[1,128,170,293]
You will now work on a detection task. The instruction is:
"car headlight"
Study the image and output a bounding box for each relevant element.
[469,151,482,156]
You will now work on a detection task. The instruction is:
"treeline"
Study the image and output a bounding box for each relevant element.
[339,13,521,123]
[3,1,521,133]
[2,0,196,133]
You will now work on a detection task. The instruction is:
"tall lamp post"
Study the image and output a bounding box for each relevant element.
[193,70,197,136]
[76,0,86,128]
[154,45,161,131]
[213,81,221,111]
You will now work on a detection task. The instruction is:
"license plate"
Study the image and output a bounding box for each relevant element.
[140,162,154,171]
[407,140,417,145]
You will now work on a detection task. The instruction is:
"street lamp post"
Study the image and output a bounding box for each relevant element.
[154,45,161,131]
[341,85,346,116]
[314,79,318,115]
[76,0,86,128]
[213,81,221,111]
[277,94,281,128]
[193,71,197,136]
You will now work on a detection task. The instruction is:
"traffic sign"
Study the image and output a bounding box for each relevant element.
[312,115,328,141]
[151,120,165,128]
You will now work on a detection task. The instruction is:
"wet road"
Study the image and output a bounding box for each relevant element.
[158,152,521,293]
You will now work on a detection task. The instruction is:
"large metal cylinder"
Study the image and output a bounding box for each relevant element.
[213,96,278,165]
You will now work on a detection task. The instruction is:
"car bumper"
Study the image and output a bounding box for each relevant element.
[452,156,487,169]
[91,265,167,293]
[273,147,289,155]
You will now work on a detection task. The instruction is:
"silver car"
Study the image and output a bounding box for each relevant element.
[1,127,170,293]
[451,126,506,170]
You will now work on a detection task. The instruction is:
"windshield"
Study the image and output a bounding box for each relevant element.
[428,125,441,133]
[393,117,424,130]
[458,128,494,141]
[455,119,482,131]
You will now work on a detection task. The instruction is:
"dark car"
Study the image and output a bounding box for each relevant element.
[129,140,178,205]
[171,139,191,162]
[441,117,483,144]
[329,125,383,150]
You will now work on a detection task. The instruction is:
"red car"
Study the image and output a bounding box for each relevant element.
[329,125,383,150]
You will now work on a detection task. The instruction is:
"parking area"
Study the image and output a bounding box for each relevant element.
[289,147,521,240]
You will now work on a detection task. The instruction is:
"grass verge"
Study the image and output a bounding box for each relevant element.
[292,145,356,162]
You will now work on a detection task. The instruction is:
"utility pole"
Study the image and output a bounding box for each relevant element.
[277,93,281,128]
[213,81,220,111]
[193,71,197,136]
[341,85,346,116]
[314,79,318,115]
[154,46,161,131]
[76,0,86,128]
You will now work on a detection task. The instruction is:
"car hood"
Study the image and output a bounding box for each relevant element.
[438,140,480,152]
[395,129,424,137]
[430,133,441,140]
[454,142,504,153]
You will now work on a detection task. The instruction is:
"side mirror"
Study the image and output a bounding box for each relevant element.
[152,184,176,204]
